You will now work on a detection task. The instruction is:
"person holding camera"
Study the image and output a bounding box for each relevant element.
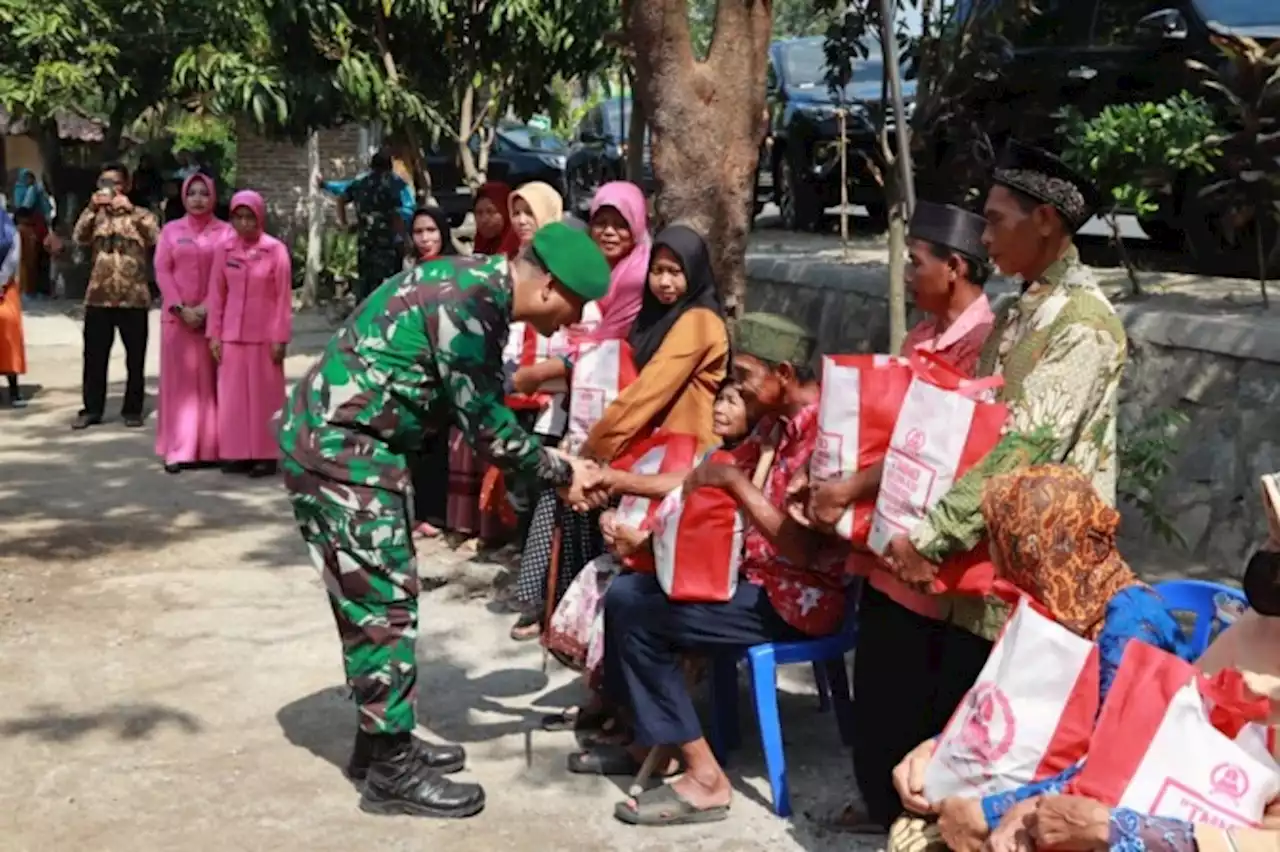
[71,162,159,430]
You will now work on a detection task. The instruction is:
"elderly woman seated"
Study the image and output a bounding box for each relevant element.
[567,313,849,826]
[885,465,1193,852]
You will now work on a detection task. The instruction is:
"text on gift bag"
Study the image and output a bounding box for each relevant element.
[923,597,1102,802]
[564,339,638,453]
[1070,641,1280,829]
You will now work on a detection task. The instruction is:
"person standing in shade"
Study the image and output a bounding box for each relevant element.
[879,141,1126,851]
[72,162,159,430]
[336,151,406,304]
[153,174,234,473]
[806,201,996,833]
[276,222,611,819]
[206,190,293,478]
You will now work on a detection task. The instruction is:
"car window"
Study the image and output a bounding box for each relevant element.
[1091,0,1167,45]
[766,58,779,92]
[501,125,567,152]
[1192,0,1279,27]
[959,0,1092,47]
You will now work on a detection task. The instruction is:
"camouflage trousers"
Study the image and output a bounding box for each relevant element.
[355,247,402,304]
[285,469,420,735]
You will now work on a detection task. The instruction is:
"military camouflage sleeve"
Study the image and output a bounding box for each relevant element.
[909,321,1123,561]
[433,288,572,488]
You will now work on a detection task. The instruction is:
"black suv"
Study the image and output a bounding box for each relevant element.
[564,97,658,215]
[958,0,1279,271]
[764,36,916,232]
[426,122,570,226]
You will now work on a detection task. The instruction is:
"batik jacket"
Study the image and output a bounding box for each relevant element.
[909,244,1128,640]
[278,255,571,493]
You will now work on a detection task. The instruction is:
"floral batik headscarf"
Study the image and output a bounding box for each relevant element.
[980,464,1140,639]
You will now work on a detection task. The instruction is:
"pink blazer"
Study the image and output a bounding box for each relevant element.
[154,216,235,324]
[206,234,293,345]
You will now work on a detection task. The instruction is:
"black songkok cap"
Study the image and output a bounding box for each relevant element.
[908,201,989,262]
[992,140,1102,232]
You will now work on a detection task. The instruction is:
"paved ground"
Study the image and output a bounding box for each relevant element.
[0,308,877,851]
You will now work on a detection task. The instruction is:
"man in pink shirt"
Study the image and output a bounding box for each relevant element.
[808,201,996,832]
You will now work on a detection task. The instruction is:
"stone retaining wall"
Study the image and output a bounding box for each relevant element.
[745,254,1280,582]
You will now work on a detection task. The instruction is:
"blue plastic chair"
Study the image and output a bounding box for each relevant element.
[1154,579,1248,656]
[707,588,860,818]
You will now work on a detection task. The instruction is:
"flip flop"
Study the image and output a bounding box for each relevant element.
[614,784,730,827]
[567,745,678,778]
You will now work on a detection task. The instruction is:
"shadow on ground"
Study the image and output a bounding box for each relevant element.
[0,702,202,743]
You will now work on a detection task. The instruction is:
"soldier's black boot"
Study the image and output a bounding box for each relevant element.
[358,738,486,819]
[345,730,466,782]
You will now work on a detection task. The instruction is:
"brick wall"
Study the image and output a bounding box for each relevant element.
[234,120,368,243]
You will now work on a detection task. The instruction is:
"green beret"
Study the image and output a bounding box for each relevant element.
[734,312,816,366]
[532,222,611,302]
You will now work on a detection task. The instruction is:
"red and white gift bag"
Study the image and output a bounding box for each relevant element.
[867,353,1007,595]
[812,354,914,544]
[924,597,1102,802]
[651,450,745,603]
[502,322,570,435]
[611,432,701,531]
[1071,641,1280,829]
[563,339,638,453]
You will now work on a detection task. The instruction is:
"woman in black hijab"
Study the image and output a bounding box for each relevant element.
[512,224,731,648]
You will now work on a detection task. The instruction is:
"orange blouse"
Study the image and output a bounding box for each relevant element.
[581,307,728,461]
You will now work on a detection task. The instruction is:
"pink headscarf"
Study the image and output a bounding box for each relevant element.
[589,181,650,340]
[229,190,266,245]
[182,173,216,229]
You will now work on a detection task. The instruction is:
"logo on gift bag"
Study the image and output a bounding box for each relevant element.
[953,684,1016,778]
[905,428,927,455]
[813,433,842,479]
[1210,763,1251,803]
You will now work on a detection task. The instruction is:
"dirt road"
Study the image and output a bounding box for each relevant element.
[0,307,872,851]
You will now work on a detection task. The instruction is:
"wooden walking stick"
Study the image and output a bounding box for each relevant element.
[541,521,564,673]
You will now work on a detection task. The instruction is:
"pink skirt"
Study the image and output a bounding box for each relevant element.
[217,341,284,461]
[156,321,218,464]
[544,554,619,689]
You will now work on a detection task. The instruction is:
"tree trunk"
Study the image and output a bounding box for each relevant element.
[372,6,431,203]
[303,131,323,308]
[629,0,773,318]
[625,65,648,184]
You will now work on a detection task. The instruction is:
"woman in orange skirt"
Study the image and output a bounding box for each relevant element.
[0,207,28,408]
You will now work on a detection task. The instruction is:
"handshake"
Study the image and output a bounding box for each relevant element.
[555,454,614,513]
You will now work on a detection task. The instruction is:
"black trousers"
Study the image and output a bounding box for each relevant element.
[82,306,149,419]
[850,586,993,827]
[601,573,803,748]
[409,435,449,526]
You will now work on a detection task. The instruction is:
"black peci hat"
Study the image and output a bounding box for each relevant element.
[991,140,1103,232]
[908,201,989,262]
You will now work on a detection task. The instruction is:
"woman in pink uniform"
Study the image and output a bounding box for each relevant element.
[206,190,293,478]
[153,173,234,473]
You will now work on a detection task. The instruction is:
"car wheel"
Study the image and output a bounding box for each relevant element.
[778,155,822,232]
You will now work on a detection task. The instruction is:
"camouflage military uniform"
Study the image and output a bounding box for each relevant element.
[278,255,572,735]
[343,170,405,303]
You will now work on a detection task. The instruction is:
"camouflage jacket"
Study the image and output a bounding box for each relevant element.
[343,171,403,255]
[277,255,572,493]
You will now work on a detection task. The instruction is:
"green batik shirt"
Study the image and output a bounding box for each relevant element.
[911,244,1127,640]
[277,255,572,493]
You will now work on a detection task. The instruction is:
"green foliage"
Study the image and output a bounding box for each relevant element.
[1118,409,1191,549]
[1188,32,1280,289]
[0,0,254,145]
[176,0,621,152]
[292,229,358,301]
[168,113,237,185]
[1059,92,1222,220]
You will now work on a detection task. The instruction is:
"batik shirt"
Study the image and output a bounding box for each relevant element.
[73,204,160,309]
[731,404,848,637]
[908,245,1127,640]
[277,255,571,494]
